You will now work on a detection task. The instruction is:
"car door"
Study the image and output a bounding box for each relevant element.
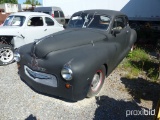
[59,11,65,25]
[107,16,128,68]
[44,16,63,35]
[24,16,48,44]
[54,11,60,24]
[113,16,128,53]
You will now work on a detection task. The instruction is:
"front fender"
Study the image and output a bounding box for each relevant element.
[43,41,115,100]
[11,36,25,48]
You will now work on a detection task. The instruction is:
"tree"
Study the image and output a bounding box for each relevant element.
[23,0,31,4]
[35,0,41,5]
[0,0,18,4]
[23,0,41,5]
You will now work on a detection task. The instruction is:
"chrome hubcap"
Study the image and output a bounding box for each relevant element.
[91,71,102,91]
[0,48,14,63]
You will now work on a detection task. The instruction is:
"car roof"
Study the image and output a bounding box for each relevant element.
[9,12,50,17]
[73,9,126,17]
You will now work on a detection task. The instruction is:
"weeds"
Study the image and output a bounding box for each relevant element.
[119,48,159,81]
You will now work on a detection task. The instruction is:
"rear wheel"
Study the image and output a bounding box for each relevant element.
[87,65,106,98]
[0,44,14,66]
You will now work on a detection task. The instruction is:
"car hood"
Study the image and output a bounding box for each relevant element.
[34,28,107,58]
[0,26,21,36]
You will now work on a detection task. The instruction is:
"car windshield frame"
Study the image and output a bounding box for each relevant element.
[3,15,26,27]
[68,12,111,30]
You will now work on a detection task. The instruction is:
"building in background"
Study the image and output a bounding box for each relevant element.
[0,3,18,13]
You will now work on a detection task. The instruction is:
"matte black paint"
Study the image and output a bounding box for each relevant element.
[18,10,137,101]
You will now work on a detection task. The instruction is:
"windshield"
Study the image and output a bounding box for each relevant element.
[3,15,26,26]
[68,12,110,30]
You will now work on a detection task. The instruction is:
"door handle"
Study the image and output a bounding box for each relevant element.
[44,29,47,31]
[126,31,129,33]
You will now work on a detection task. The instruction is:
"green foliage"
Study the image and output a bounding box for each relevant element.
[119,48,159,81]
[127,48,149,61]
[0,0,18,4]
[23,0,41,5]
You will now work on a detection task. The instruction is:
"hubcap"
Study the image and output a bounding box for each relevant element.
[0,48,14,63]
[91,70,103,91]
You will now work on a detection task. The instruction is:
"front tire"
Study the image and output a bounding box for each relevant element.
[0,44,14,66]
[87,65,106,98]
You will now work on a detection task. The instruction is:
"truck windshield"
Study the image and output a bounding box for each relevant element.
[68,13,110,30]
[3,16,26,27]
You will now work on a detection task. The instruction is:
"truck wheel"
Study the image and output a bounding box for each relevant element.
[87,65,106,98]
[0,44,14,66]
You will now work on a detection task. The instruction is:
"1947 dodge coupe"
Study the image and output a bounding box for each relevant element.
[16,10,137,101]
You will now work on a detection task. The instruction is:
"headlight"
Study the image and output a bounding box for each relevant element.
[14,52,21,62]
[61,67,73,81]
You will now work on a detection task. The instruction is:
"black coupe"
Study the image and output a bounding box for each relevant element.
[16,10,137,101]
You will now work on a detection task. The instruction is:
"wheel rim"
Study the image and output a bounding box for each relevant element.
[0,48,14,63]
[91,70,103,91]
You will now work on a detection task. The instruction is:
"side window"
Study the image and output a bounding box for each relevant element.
[54,11,59,18]
[113,17,125,30]
[59,11,64,17]
[27,17,43,26]
[45,17,54,26]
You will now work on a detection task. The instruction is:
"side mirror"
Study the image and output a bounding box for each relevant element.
[111,29,121,36]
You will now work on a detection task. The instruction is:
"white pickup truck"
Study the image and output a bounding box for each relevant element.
[0,12,64,65]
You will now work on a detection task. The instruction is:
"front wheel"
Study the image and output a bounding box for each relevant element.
[87,65,106,98]
[0,44,14,66]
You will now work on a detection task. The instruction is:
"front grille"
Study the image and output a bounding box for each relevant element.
[24,65,57,87]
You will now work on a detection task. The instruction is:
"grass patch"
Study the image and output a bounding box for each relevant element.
[119,48,159,81]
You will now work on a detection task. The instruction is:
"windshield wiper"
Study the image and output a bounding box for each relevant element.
[82,14,89,28]
[87,12,97,28]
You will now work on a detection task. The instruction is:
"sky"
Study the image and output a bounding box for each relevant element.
[18,0,42,4]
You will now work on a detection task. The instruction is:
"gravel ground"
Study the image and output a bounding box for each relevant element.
[0,63,159,120]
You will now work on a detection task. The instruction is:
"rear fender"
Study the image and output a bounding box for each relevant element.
[129,29,137,47]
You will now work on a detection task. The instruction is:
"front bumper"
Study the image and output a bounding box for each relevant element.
[18,64,74,101]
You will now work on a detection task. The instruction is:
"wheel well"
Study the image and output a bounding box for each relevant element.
[103,63,108,76]
[0,36,13,45]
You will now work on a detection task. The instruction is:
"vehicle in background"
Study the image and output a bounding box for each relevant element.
[42,0,160,23]
[0,3,18,13]
[16,10,137,101]
[0,12,64,66]
[34,6,65,25]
